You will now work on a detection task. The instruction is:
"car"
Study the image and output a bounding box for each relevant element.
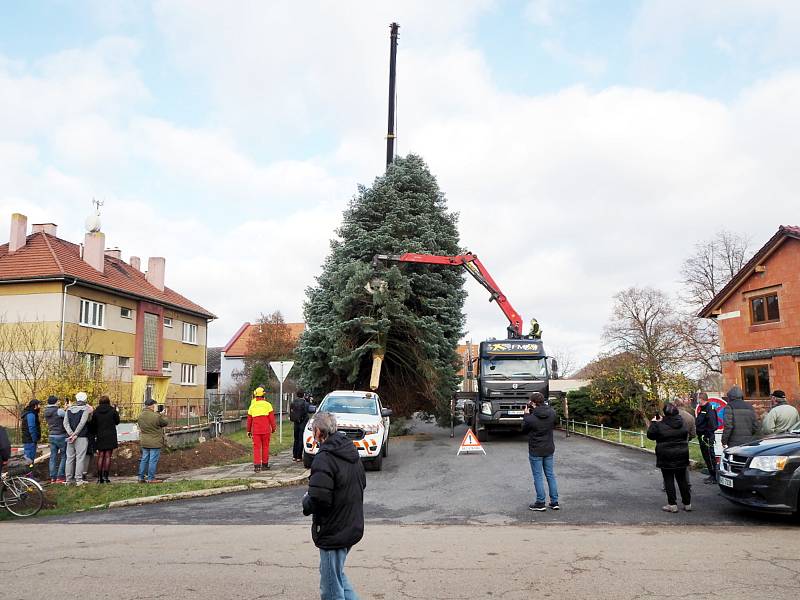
[302,390,392,471]
[718,424,800,514]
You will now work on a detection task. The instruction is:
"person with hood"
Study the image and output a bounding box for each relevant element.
[522,392,559,511]
[761,390,800,435]
[722,386,760,448]
[648,402,691,512]
[247,387,277,472]
[91,395,120,483]
[44,396,68,483]
[20,399,41,463]
[64,392,93,485]
[302,411,366,600]
[138,399,169,483]
[695,392,719,484]
[0,425,11,476]
[290,390,311,462]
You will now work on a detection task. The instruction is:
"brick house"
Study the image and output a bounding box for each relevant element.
[699,225,800,409]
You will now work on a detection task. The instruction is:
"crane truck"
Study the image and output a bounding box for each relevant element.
[373,252,557,442]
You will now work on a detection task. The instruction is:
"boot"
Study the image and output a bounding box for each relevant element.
[253,464,261,473]
[96,473,104,484]
[262,463,270,471]
[103,470,110,484]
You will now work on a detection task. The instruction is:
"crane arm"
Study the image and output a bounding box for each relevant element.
[372,252,524,338]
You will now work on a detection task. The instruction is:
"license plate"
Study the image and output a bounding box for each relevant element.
[507,410,524,415]
[719,476,734,488]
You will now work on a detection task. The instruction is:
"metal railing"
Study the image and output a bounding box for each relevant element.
[559,418,702,452]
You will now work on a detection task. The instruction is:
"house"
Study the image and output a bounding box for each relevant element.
[699,225,800,410]
[455,342,479,391]
[220,321,305,392]
[0,213,215,423]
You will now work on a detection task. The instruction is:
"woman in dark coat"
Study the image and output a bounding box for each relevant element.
[91,396,120,483]
[647,402,691,513]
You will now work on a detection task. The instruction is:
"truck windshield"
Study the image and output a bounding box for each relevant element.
[481,358,547,379]
[318,396,378,415]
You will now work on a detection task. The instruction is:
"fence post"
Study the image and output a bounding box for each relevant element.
[584,421,588,435]
[640,431,644,448]
[618,426,622,444]
[600,424,604,439]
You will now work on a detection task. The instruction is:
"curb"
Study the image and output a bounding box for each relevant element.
[562,429,701,468]
[86,471,310,511]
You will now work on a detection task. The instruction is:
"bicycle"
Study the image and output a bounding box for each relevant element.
[1,470,44,518]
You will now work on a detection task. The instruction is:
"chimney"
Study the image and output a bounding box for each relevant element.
[130,256,141,271]
[31,223,58,236]
[146,257,165,291]
[83,231,106,273]
[104,248,122,260]
[9,213,27,253]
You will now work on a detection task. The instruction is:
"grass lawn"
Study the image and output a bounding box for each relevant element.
[0,478,253,521]
[566,423,706,465]
[225,421,296,462]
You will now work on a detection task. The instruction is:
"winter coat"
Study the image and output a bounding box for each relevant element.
[92,404,120,450]
[722,398,760,447]
[44,405,66,437]
[289,398,309,424]
[20,408,41,444]
[302,432,366,550]
[647,415,689,470]
[678,409,696,441]
[246,398,277,435]
[0,426,11,463]
[138,410,169,449]
[695,404,719,436]
[64,404,92,439]
[522,405,557,457]
[761,403,800,436]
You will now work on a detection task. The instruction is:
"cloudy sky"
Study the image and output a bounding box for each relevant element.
[2,1,799,367]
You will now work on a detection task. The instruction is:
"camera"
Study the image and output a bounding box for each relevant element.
[157,404,165,413]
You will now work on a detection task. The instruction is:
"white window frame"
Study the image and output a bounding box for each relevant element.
[120,307,133,319]
[164,317,173,328]
[80,353,102,374]
[182,322,198,345]
[162,361,172,372]
[118,356,131,368]
[180,363,197,385]
[79,299,106,329]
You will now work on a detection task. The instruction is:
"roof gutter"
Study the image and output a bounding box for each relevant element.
[60,278,78,357]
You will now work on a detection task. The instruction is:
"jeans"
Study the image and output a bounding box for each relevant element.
[49,435,67,479]
[138,448,162,481]
[23,442,37,463]
[65,437,88,482]
[661,467,691,506]
[293,421,306,459]
[319,548,359,600]
[529,454,559,504]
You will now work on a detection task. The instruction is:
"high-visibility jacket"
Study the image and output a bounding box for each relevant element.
[247,399,277,435]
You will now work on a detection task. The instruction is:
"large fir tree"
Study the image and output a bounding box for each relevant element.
[297,154,466,418]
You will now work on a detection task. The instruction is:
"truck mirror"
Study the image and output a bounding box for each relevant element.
[381,408,393,418]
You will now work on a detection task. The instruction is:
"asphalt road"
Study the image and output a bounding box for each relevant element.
[44,420,798,527]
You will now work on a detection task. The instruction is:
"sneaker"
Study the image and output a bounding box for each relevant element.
[549,502,560,510]
[661,504,678,513]
[683,504,693,512]
[703,477,716,484]
[75,480,87,486]
[56,477,66,484]
[50,478,56,484]
[528,502,547,511]
[137,479,146,484]
[146,478,166,484]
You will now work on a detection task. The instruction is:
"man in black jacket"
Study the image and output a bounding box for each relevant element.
[722,386,760,449]
[522,392,559,511]
[695,392,719,484]
[302,411,366,600]
[290,391,310,462]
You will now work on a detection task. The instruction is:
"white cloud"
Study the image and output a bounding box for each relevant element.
[541,39,608,77]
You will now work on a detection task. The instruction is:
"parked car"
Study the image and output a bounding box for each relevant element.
[718,424,800,514]
[302,390,392,471]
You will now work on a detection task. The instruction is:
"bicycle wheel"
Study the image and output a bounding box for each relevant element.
[1,476,44,517]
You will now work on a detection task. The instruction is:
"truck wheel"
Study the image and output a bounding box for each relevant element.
[302,451,314,469]
[476,428,489,443]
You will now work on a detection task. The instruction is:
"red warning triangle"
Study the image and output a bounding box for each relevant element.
[457,427,486,455]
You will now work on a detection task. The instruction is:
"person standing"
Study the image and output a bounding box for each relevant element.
[290,390,310,463]
[722,386,760,449]
[247,387,277,472]
[695,393,719,484]
[0,425,10,477]
[302,412,366,600]
[20,399,41,464]
[137,399,169,483]
[64,392,93,485]
[91,396,120,483]
[522,392,559,511]
[44,396,68,483]
[648,402,691,512]
[761,390,800,435]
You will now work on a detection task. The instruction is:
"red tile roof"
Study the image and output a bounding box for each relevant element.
[0,232,215,319]
[698,225,800,318]
[223,321,305,357]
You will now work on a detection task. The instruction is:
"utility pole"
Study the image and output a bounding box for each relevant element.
[386,22,399,168]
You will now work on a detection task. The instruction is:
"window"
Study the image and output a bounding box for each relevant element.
[742,364,770,398]
[142,313,159,371]
[118,356,131,368]
[79,353,102,375]
[181,363,197,385]
[79,299,105,328]
[163,361,172,372]
[120,307,132,319]
[750,293,780,324]
[182,322,198,345]
[164,317,173,328]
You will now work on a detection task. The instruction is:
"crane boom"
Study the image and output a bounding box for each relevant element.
[372,252,524,338]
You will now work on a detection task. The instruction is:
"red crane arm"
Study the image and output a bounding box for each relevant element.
[372,252,524,338]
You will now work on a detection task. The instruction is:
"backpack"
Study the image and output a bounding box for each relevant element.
[289,399,306,423]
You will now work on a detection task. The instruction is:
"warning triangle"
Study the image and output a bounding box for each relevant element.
[457,427,486,455]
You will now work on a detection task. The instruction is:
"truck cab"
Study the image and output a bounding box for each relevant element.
[471,339,551,442]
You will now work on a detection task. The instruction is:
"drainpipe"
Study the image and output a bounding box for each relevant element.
[60,278,78,357]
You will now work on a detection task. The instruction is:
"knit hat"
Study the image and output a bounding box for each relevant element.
[771,390,786,399]
[47,395,59,405]
[726,386,744,401]
[75,391,88,404]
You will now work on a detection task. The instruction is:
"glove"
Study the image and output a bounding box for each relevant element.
[302,492,313,516]
[247,432,252,438]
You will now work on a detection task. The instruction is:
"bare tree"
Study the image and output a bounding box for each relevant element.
[680,230,751,309]
[550,346,577,379]
[604,287,684,402]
